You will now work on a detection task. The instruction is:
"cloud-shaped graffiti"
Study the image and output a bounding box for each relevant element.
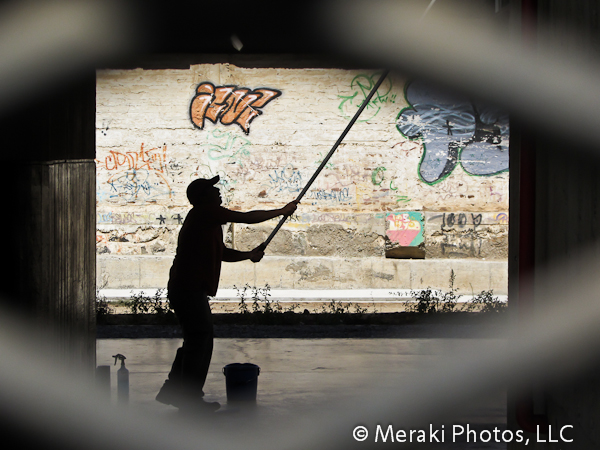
[396,80,509,184]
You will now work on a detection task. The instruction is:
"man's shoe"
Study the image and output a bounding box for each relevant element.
[155,380,183,407]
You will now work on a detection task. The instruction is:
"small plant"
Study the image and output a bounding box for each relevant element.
[319,300,350,314]
[368,300,379,314]
[352,302,369,314]
[253,284,279,314]
[284,302,301,313]
[464,290,506,314]
[405,287,440,313]
[235,283,282,314]
[235,286,370,316]
[153,289,173,315]
[235,284,251,314]
[129,290,152,314]
[128,288,172,315]
[439,270,460,312]
[403,270,461,313]
[316,300,369,315]
[312,299,373,314]
[96,287,113,318]
[96,277,113,319]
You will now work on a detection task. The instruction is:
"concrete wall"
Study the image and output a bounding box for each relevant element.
[96,60,509,295]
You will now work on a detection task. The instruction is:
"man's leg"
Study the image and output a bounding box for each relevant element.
[156,288,187,406]
[168,347,184,384]
[179,291,214,400]
[156,289,214,408]
[155,347,185,406]
[167,289,218,412]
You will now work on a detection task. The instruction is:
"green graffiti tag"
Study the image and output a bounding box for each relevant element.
[201,129,251,167]
[314,151,335,170]
[388,179,411,203]
[395,195,411,203]
[338,72,396,122]
[371,166,386,185]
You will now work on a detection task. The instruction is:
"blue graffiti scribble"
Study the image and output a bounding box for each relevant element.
[97,212,113,223]
[307,187,351,203]
[107,169,171,202]
[267,166,303,194]
[396,80,509,184]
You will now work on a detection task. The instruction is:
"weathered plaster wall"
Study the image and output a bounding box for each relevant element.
[96,61,508,294]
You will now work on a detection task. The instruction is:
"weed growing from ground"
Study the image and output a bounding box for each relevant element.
[235,283,289,314]
[128,288,173,316]
[353,302,369,314]
[464,290,506,313]
[235,284,251,314]
[319,300,351,314]
[402,270,461,313]
[318,300,369,314]
[439,270,460,312]
[285,302,301,313]
[96,287,113,318]
[235,285,367,315]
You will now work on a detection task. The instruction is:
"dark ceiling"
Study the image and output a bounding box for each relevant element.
[140,1,326,55]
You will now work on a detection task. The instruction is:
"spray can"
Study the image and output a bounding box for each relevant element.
[112,354,129,405]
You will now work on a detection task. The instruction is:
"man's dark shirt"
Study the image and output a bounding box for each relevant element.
[168,206,228,296]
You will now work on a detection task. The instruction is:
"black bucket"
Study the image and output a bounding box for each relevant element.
[222,363,260,402]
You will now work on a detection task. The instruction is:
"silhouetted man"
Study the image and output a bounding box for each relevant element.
[156,175,297,413]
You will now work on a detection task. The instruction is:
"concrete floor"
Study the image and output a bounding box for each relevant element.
[97,337,507,449]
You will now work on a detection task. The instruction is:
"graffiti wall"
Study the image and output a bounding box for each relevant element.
[96,62,509,292]
[397,80,509,185]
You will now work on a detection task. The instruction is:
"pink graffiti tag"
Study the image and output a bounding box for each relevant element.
[386,213,423,246]
[190,82,281,135]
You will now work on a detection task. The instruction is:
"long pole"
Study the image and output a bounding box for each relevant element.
[261,69,389,249]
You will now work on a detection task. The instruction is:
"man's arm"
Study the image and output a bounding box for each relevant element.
[222,245,265,263]
[217,201,297,224]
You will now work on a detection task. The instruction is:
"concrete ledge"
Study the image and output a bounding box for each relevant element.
[97,255,507,294]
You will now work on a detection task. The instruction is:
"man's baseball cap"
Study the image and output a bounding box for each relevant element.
[186,175,220,205]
